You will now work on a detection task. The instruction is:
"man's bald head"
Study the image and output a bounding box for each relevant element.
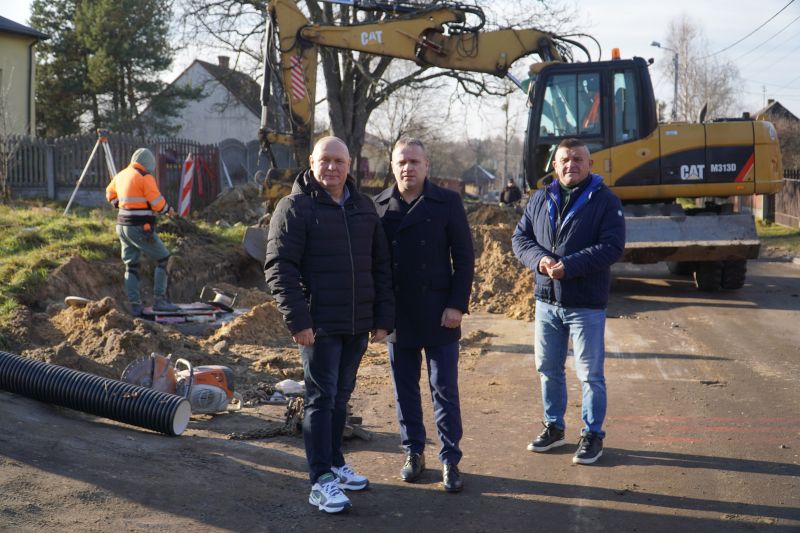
[309,136,351,201]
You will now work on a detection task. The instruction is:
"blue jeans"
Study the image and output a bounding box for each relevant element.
[389,341,463,465]
[534,300,607,437]
[299,332,368,484]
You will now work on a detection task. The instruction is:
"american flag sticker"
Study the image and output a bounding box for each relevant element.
[290,55,306,101]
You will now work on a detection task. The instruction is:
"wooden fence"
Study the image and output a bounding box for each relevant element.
[4,133,221,211]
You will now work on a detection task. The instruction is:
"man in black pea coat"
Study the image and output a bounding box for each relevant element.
[265,136,394,513]
[373,137,475,493]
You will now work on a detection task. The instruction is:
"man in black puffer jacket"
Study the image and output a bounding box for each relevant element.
[265,136,394,514]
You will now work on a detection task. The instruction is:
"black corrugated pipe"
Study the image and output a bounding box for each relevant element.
[0,351,191,436]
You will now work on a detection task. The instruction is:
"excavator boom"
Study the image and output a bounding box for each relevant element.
[263,0,572,170]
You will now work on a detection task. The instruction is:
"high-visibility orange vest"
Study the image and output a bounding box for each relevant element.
[106,162,171,225]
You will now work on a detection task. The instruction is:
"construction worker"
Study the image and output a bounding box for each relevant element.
[500,178,523,206]
[106,148,180,316]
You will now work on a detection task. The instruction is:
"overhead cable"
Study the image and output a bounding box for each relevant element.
[703,0,796,58]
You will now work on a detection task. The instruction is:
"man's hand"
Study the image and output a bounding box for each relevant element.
[293,328,315,346]
[441,307,463,329]
[539,256,558,274]
[370,328,389,343]
[545,261,566,280]
[166,207,176,218]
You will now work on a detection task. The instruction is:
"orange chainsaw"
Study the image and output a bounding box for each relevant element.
[121,353,242,414]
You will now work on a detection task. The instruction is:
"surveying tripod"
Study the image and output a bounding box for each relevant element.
[63,129,118,215]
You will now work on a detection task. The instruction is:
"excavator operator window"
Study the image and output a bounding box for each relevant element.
[542,74,577,136]
[613,70,640,144]
[578,74,601,135]
[540,73,601,138]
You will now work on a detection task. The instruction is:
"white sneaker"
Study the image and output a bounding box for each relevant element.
[308,473,352,513]
[332,463,370,491]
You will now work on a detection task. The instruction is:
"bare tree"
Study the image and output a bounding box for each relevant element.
[773,117,800,169]
[658,14,742,122]
[368,63,439,186]
[0,69,21,203]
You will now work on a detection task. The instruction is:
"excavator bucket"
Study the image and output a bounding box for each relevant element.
[623,209,760,264]
[243,226,268,265]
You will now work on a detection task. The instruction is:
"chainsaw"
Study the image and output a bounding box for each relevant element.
[121,353,242,414]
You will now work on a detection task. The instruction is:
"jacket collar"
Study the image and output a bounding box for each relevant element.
[375,178,444,205]
[292,168,358,205]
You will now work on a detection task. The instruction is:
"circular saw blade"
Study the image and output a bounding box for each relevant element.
[121,357,155,388]
[121,354,177,394]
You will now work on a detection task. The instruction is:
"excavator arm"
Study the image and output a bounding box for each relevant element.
[260,0,577,172]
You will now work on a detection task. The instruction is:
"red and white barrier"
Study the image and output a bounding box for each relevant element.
[178,153,195,217]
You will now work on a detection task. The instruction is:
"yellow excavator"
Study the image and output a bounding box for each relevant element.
[250,0,784,291]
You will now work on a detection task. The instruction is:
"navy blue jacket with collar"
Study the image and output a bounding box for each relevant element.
[512,173,625,309]
[374,179,475,348]
[264,169,394,336]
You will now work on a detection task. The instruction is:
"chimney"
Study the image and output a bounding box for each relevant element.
[218,55,230,69]
[768,98,775,105]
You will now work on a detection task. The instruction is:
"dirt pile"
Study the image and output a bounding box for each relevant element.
[466,203,521,226]
[466,203,535,321]
[206,301,289,346]
[198,182,266,225]
[20,297,201,379]
[470,224,534,321]
[32,256,124,307]
[2,202,533,395]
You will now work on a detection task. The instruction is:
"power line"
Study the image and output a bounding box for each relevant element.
[741,34,800,77]
[738,27,800,71]
[704,0,796,58]
[733,13,800,62]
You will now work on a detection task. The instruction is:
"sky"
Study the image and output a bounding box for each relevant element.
[4,0,800,138]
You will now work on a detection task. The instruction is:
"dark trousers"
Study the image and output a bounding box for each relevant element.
[300,332,368,484]
[389,340,463,465]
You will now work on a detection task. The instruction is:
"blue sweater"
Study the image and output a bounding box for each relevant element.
[512,174,626,309]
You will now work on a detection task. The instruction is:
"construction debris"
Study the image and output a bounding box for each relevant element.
[227,396,304,440]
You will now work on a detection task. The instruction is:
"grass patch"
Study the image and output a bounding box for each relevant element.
[756,220,800,255]
[0,203,119,322]
[0,203,247,326]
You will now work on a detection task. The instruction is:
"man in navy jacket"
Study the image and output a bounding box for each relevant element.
[265,137,394,513]
[512,138,625,465]
[374,137,475,492]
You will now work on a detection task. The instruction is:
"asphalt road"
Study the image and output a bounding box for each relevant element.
[0,258,798,532]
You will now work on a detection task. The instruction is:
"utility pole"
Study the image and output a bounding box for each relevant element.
[651,41,679,120]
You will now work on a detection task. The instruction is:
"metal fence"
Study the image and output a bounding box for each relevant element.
[5,133,222,211]
[775,168,800,228]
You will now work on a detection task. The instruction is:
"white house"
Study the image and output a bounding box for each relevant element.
[169,56,261,145]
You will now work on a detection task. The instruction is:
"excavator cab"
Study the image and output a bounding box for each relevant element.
[522,56,786,291]
[524,56,658,190]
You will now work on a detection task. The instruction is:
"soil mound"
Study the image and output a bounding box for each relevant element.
[466,203,521,226]
[199,182,266,225]
[24,296,199,378]
[206,301,289,346]
[470,222,535,321]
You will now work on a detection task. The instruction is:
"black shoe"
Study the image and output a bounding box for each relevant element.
[527,421,566,452]
[400,452,425,482]
[153,298,180,313]
[573,432,603,464]
[442,464,463,493]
